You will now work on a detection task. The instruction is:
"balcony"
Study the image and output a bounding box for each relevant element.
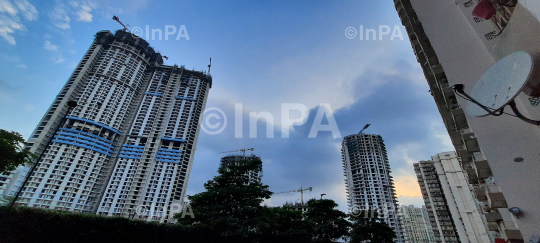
[474,159,492,179]
[504,229,524,243]
[486,211,503,222]
[487,192,508,208]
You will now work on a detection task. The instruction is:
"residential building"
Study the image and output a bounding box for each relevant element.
[400,205,436,243]
[415,152,491,243]
[219,154,262,184]
[342,133,405,243]
[393,0,539,241]
[0,172,13,198]
[18,30,212,223]
[283,201,309,213]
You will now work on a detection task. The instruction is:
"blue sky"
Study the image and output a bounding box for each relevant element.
[0,0,454,212]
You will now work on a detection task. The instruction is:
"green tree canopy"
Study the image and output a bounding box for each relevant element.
[349,211,396,243]
[0,129,34,174]
[175,158,273,238]
[304,199,351,242]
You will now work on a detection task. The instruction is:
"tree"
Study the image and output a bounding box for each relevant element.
[174,158,273,239]
[265,206,314,240]
[304,199,351,242]
[0,129,34,174]
[349,211,396,243]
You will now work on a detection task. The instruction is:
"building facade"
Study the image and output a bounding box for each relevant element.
[342,133,405,242]
[400,205,436,243]
[18,30,211,223]
[219,155,262,184]
[393,0,539,241]
[415,152,491,243]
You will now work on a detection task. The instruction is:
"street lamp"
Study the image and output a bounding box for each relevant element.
[9,101,78,208]
[320,194,326,200]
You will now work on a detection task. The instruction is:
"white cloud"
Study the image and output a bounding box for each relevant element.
[54,55,65,64]
[1,53,27,68]
[49,5,70,29]
[44,40,59,51]
[0,0,17,16]
[0,0,37,45]
[50,0,98,29]
[14,0,37,21]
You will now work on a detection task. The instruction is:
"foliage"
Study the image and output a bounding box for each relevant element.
[304,199,351,242]
[265,206,315,239]
[0,206,220,243]
[0,129,34,174]
[349,211,396,243]
[175,158,274,239]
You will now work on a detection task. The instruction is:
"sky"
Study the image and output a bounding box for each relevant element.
[0,0,455,212]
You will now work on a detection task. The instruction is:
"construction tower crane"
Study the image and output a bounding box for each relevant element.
[219,148,254,157]
[276,186,313,205]
[112,15,129,31]
[359,124,371,134]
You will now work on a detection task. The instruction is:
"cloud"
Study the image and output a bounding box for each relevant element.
[49,0,98,29]
[49,5,70,29]
[187,61,452,213]
[1,53,27,68]
[0,0,37,45]
[54,55,65,63]
[13,0,37,21]
[44,40,59,51]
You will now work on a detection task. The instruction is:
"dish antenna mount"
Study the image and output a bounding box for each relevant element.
[453,51,540,126]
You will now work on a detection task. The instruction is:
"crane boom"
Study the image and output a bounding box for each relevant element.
[219,148,254,156]
[275,186,312,205]
[359,124,371,134]
[112,15,129,31]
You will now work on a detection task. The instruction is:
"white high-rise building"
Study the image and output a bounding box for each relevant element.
[18,30,212,222]
[415,152,491,243]
[400,205,436,243]
[342,133,404,242]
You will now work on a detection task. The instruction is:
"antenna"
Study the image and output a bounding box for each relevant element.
[207,58,212,75]
[112,15,129,32]
[454,51,540,125]
[359,124,371,134]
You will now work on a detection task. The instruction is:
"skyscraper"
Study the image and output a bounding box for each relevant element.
[414,152,490,243]
[393,0,538,241]
[219,154,262,185]
[400,205,436,243]
[342,133,404,242]
[19,30,212,222]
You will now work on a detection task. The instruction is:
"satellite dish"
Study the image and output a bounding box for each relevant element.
[453,51,540,125]
[467,51,533,117]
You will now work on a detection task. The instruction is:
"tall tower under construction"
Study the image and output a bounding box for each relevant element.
[220,154,263,185]
[19,30,212,223]
[342,132,404,242]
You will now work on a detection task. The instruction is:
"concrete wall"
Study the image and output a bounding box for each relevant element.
[409,0,540,240]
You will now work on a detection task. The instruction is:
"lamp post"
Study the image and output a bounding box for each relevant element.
[8,101,77,208]
[320,193,326,200]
